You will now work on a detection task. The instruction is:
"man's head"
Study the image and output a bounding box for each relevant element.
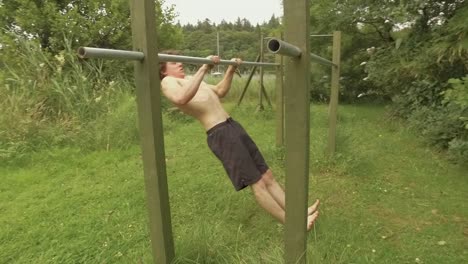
[159,50,185,80]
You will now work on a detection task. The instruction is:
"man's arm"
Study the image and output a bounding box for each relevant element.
[161,65,210,105]
[210,58,241,98]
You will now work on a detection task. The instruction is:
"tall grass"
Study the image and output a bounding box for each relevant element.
[207,74,277,104]
[1,43,278,162]
[0,37,134,160]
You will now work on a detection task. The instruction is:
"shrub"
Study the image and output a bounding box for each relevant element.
[402,76,468,163]
[443,76,468,162]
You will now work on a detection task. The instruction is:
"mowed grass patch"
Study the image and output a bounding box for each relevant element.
[307,104,468,263]
[0,148,152,263]
[1,103,467,263]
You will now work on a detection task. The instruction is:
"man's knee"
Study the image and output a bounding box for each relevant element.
[252,177,265,188]
[251,175,268,193]
[252,170,273,190]
[261,169,274,186]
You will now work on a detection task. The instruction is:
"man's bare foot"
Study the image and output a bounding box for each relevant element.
[307,211,319,231]
[308,199,320,216]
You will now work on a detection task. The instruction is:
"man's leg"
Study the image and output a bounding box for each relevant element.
[251,172,320,231]
[261,169,320,216]
[251,177,285,224]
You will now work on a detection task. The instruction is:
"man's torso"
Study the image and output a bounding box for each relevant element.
[173,78,230,130]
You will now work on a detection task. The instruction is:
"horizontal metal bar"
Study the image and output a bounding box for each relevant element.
[158,54,279,67]
[310,52,337,67]
[78,47,279,67]
[266,38,302,58]
[78,47,144,60]
[310,34,333,37]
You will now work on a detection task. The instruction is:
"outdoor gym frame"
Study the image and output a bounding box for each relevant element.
[268,32,342,156]
[236,33,274,110]
[310,32,342,156]
[77,1,339,263]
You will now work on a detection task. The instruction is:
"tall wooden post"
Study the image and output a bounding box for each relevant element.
[258,33,265,111]
[283,0,310,263]
[130,1,174,263]
[328,31,341,156]
[275,33,284,147]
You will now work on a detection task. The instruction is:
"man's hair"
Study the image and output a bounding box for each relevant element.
[159,49,181,80]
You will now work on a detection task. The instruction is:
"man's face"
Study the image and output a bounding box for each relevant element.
[163,61,185,79]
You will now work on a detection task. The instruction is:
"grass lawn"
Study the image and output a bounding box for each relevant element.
[1,103,467,263]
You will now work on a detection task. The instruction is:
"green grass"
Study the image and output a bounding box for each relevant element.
[1,103,467,263]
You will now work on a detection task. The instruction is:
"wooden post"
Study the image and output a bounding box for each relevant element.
[275,34,284,147]
[328,31,341,156]
[237,55,260,106]
[258,33,265,111]
[261,84,273,107]
[283,0,310,263]
[259,33,272,108]
[130,1,174,263]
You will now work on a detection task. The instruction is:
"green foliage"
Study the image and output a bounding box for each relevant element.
[179,16,281,64]
[78,94,140,151]
[448,138,468,162]
[0,0,181,52]
[2,0,467,166]
[0,35,133,160]
[309,0,397,103]
[444,76,468,162]
[0,0,183,160]
[407,105,462,148]
[309,0,467,105]
[394,77,468,163]
[355,3,468,163]
[444,76,468,109]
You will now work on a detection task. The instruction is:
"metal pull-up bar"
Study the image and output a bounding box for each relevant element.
[266,38,337,67]
[78,47,144,60]
[266,38,302,57]
[77,47,279,67]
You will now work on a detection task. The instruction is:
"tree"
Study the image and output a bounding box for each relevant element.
[0,0,182,52]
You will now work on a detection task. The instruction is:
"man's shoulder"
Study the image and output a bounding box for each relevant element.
[161,76,182,88]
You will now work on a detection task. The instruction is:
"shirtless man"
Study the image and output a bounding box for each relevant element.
[159,50,319,230]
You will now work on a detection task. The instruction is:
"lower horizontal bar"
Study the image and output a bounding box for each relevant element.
[78,47,279,67]
[310,52,337,67]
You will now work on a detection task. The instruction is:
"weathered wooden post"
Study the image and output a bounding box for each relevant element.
[328,31,342,156]
[283,0,311,260]
[130,1,174,263]
[275,33,284,147]
[268,0,311,261]
[310,31,342,156]
[258,33,265,111]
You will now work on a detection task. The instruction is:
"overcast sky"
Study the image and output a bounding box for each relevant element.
[163,0,283,25]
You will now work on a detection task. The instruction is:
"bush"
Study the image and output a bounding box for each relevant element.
[444,76,468,162]
[408,105,464,149]
[391,80,447,118]
[401,76,468,163]
[448,138,468,163]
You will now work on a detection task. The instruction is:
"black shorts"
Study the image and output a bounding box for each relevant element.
[207,118,269,191]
